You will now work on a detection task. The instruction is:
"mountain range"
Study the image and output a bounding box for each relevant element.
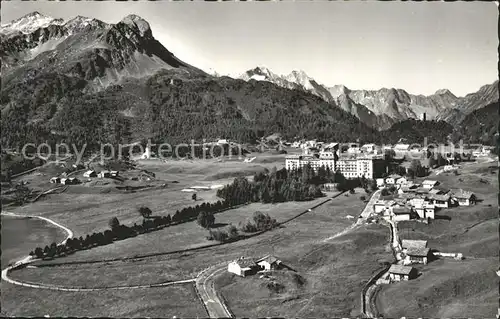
[0,12,498,152]
[239,67,498,130]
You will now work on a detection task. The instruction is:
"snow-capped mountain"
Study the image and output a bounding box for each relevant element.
[1,12,204,87]
[0,11,65,36]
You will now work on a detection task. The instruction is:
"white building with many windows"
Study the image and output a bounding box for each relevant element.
[286,152,385,179]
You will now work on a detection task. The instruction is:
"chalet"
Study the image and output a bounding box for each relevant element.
[398,184,419,194]
[394,144,411,152]
[413,203,435,219]
[395,176,408,185]
[422,180,440,189]
[227,257,259,277]
[61,177,79,185]
[428,194,451,208]
[392,207,411,221]
[401,239,428,250]
[361,143,376,153]
[110,171,119,177]
[404,247,431,265]
[98,171,111,178]
[256,255,282,271]
[432,186,450,195]
[83,170,97,178]
[374,200,396,215]
[50,177,61,184]
[376,178,385,188]
[385,174,402,185]
[388,264,417,282]
[451,189,476,206]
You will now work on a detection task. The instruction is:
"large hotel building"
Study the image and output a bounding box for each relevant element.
[285,147,386,179]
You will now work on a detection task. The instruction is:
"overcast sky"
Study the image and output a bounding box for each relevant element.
[2,1,498,96]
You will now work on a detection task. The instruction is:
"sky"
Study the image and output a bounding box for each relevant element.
[2,1,498,96]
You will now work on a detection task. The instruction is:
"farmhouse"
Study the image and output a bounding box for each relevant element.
[321,183,338,191]
[451,189,476,206]
[256,255,282,271]
[98,171,111,178]
[404,247,431,265]
[50,177,61,184]
[388,264,417,282]
[83,170,97,178]
[422,180,440,189]
[60,177,79,185]
[385,174,402,185]
[428,194,451,208]
[392,207,411,221]
[228,257,259,277]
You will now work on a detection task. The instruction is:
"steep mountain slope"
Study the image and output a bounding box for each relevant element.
[1,12,204,85]
[453,101,499,145]
[239,67,467,130]
[1,12,379,152]
[437,81,499,125]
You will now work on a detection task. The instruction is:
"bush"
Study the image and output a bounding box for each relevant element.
[209,229,229,242]
[139,206,152,218]
[360,196,366,201]
[227,225,239,239]
[108,217,120,230]
[197,211,215,229]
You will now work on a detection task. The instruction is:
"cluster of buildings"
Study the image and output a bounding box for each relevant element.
[227,255,284,277]
[373,176,476,222]
[285,143,386,179]
[83,170,119,178]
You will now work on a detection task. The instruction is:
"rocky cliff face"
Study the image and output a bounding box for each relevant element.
[1,12,204,89]
[437,81,499,125]
[240,65,496,130]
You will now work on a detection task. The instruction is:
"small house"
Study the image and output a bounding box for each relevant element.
[361,143,376,153]
[98,171,111,178]
[50,177,61,184]
[401,239,428,250]
[451,189,476,206]
[228,257,259,277]
[392,207,411,221]
[110,171,119,177]
[415,187,430,195]
[404,247,431,265]
[443,165,456,172]
[422,180,440,189]
[83,170,97,178]
[413,203,435,219]
[428,194,450,208]
[256,255,282,271]
[396,176,408,185]
[60,177,79,185]
[385,174,402,185]
[376,178,385,188]
[388,264,417,282]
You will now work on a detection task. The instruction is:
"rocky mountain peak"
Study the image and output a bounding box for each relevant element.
[119,14,152,37]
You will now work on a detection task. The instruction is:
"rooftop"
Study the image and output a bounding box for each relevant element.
[389,264,415,275]
[452,189,474,199]
[422,180,439,185]
[256,255,280,265]
[402,239,428,249]
[393,207,411,214]
[428,194,451,202]
[406,247,431,257]
[233,257,257,268]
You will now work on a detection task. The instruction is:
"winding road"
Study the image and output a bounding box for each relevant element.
[2,189,369,318]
